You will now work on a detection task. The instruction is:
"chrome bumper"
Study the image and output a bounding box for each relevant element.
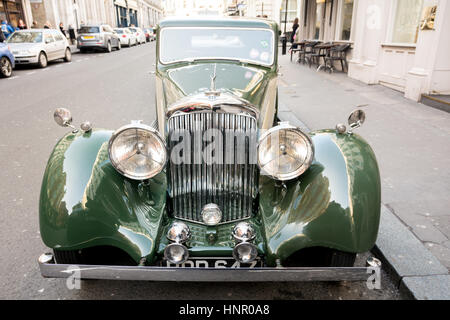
[38,253,380,282]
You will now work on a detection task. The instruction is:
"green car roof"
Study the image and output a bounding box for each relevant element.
[158,17,278,31]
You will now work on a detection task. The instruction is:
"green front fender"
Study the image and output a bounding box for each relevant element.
[39,130,167,264]
[259,130,381,266]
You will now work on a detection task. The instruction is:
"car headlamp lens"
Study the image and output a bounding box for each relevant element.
[257,123,314,181]
[167,222,191,243]
[109,123,166,180]
[201,204,222,226]
[164,243,189,264]
[232,222,255,242]
[233,242,258,263]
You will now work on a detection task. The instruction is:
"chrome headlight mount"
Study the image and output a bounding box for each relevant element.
[108,122,167,181]
[164,222,191,264]
[257,122,314,181]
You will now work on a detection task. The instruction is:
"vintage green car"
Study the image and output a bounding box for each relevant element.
[38,18,381,282]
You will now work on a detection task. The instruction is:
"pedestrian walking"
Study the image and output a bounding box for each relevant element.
[59,22,66,36]
[291,18,299,44]
[0,28,5,43]
[18,19,27,30]
[1,20,15,39]
[44,21,52,29]
[68,25,76,45]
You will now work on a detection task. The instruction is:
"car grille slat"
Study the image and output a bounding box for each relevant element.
[168,112,257,224]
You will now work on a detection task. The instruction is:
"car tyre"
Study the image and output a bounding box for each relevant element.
[64,48,72,62]
[0,57,12,78]
[106,41,112,53]
[116,41,121,50]
[128,40,130,47]
[38,52,48,68]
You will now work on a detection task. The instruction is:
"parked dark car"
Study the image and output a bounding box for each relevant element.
[77,24,121,53]
[38,18,381,283]
[0,42,14,78]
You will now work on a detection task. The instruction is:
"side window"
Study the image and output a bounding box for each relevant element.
[54,33,64,41]
[44,33,54,43]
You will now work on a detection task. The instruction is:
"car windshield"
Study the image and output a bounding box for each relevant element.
[7,32,43,43]
[79,26,100,33]
[160,27,274,66]
[115,29,124,34]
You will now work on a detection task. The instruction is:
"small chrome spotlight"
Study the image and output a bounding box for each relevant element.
[80,121,92,132]
[232,222,255,242]
[201,203,222,226]
[164,243,189,264]
[167,222,191,243]
[233,242,258,263]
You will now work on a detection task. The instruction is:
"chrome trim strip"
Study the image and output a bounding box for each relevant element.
[38,254,373,282]
[166,92,260,119]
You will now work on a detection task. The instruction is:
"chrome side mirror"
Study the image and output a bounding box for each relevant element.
[348,109,366,133]
[54,108,73,127]
[54,108,78,133]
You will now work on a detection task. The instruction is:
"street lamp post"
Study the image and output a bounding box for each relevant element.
[284,0,288,35]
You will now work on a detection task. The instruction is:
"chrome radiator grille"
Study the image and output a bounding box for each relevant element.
[168,112,258,224]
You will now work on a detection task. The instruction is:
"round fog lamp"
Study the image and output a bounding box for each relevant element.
[201,203,222,226]
[232,222,255,242]
[167,222,191,243]
[233,242,258,264]
[164,243,189,264]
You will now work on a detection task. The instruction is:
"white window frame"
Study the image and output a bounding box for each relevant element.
[313,0,326,40]
[385,0,424,46]
[334,0,357,42]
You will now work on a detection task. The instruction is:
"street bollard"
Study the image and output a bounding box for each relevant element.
[281,36,287,55]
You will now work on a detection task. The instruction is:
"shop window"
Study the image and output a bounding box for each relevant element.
[314,0,325,40]
[339,0,354,40]
[392,0,423,43]
[280,0,298,30]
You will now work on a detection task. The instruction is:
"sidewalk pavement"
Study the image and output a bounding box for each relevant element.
[277,51,450,299]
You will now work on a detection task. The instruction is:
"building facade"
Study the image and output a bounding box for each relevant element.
[4,0,162,30]
[289,0,450,101]
[163,0,224,17]
[241,0,450,102]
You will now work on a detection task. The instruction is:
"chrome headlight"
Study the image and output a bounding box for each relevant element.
[164,243,189,264]
[201,203,222,226]
[232,222,255,242]
[233,242,258,263]
[257,122,314,181]
[108,123,167,180]
[167,222,191,243]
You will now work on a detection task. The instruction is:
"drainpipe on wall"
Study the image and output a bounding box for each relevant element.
[125,0,130,26]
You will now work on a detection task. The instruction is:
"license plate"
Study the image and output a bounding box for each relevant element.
[82,36,94,40]
[161,257,263,268]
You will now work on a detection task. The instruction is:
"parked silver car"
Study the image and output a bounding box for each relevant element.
[114,28,137,47]
[128,27,146,44]
[6,29,71,68]
[77,24,121,52]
